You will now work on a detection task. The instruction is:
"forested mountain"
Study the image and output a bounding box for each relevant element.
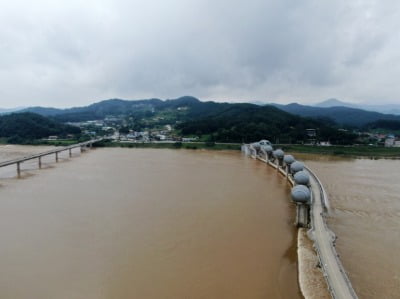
[364,119,400,131]
[23,96,400,128]
[23,96,236,123]
[14,96,400,144]
[314,99,400,115]
[177,104,357,144]
[0,112,80,143]
[271,103,400,127]
[23,97,193,121]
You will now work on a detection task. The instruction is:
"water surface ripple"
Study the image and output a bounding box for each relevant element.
[0,147,300,299]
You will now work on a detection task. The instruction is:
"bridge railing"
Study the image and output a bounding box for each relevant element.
[0,138,103,176]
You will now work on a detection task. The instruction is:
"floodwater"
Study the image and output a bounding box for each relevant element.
[0,146,301,299]
[297,153,400,299]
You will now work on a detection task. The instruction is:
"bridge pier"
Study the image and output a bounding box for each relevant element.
[17,162,21,178]
[0,138,102,180]
[296,204,310,228]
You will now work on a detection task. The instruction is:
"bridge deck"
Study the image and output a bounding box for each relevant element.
[0,138,103,168]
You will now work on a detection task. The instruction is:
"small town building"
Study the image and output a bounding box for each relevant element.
[385,136,396,147]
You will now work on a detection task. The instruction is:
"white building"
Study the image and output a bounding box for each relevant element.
[385,137,395,147]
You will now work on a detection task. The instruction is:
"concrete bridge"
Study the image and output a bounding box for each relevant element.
[0,138,103,178]
[242,142,358,299]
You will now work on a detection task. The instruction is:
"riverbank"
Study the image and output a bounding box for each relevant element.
[6,139,400,158]
[94,140,242,151]
[89,141,400,157]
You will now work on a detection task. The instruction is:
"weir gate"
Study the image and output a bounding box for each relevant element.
[242,141,358,299]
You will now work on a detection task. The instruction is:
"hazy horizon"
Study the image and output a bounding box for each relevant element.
[1,96,400,110]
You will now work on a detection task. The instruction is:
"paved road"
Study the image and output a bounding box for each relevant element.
[306,167,358,299]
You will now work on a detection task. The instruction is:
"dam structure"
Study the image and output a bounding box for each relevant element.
[242,141,358,299]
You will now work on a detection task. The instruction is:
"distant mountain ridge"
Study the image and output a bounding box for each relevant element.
[314,99,356,108]
[14,95,400,128]
[22,96,235,123]
[0,107,26,114]
[271,102,400,127]
[314,98,400,115]
[0,112,80,143]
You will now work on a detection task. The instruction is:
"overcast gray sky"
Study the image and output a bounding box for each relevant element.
[0,0,399,108]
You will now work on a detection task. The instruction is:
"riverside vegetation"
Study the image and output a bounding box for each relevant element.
[1,96,400,157]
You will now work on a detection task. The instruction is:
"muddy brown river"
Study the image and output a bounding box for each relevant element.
[297,153,400,299]
[0,147,300,299]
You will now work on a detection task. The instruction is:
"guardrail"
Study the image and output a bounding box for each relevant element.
[242,143,358,299]
[305,166,357,299]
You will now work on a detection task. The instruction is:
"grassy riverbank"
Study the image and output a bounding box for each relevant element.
[5,138,400,158]
[279,144,400,158]
[46,141,400,157]
[95,141,242,151]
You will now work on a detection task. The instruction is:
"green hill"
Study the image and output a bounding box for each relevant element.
[23,96,231,123]
[0,112,81,143]
[20,97,359,144]
[177,104,357,144]
[21,97,400,129]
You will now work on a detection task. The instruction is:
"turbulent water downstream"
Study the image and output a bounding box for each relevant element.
[0,146,300,299]
[297,153,400,299]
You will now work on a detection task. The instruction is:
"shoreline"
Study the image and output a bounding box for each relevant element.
[4,140,400,158]
[99,141,400,158]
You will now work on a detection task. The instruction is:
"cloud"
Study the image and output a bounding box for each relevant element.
[0,0,399,107]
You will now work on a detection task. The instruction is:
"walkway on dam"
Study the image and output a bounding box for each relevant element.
[306,167,358,299]
[244,142,357,298]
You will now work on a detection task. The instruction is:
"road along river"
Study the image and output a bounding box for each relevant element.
[0,147,301,299]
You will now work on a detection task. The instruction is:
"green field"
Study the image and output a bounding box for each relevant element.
[6,138,400,158]
[95,141,241,151]
[96,141,400,158]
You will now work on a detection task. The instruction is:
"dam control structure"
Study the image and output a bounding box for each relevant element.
[242,141,358,299]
